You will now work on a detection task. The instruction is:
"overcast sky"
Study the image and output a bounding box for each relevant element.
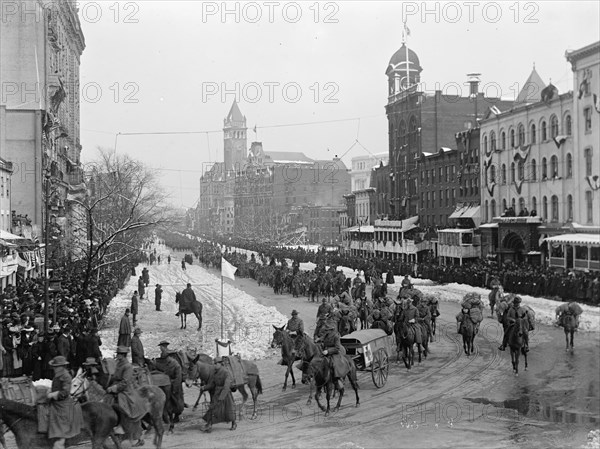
[78,1,600,208]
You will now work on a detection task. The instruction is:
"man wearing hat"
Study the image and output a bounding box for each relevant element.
[153,341,184,421]
[498,296,529,352]
[200,357,236,432]
[118,309,132,347]
[46,356,83,449]
[176,283,196,317]
[154,284,163,312]
[131,328,145,366]
[130,291,139,327]
[316,318,349,392]
[107,346,146,447]
[285,310,304,359]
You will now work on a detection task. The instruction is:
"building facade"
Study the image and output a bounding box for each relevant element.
[351,153,388,192]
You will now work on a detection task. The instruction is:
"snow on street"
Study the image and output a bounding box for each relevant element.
[98,254,286,360]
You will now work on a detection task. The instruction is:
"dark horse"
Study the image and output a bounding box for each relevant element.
[304,356,360,417]
[184,354,263,420]
[270,326,318,391]
[488,287,502,318]
[393,320,424,370]
[337,309,356,337]
[459,316,476,356]
[429,300,440,339]
[0,398,121,449]
[508,317,529,375]
[356,297,371,331]
[561,313,577,352]
[175,291,203,330]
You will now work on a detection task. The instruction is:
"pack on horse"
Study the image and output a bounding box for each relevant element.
[70,365,166,448]
[175,291,203,331]
[0,398,121,449]
[185,354,263,420]
[270,326,318,391]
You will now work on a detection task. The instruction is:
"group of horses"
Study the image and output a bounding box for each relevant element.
[0,350,264,449]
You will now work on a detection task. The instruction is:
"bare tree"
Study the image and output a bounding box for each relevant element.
[72,150,176,292]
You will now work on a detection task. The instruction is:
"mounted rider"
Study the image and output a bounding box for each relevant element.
[498,296,529,352]
[285,310,305,359]
[353,272,362,287]
[317,297,333,319]
[370,309,392,335]
[401,275,413,290]
[399,296,422,345]
[414,296,432,341]
[316,318,349,391]
[106,346,146,447]
[176,283,196,316]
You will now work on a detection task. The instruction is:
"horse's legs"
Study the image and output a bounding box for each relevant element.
[333,382,345,412]
[348,372,360,407]
[193,388,205,410]
[522,347,528,371]
[249,383,259,419]
[571,330,575,350]
[565,329,569,351]
[314,385,326,412]
[237,386,249,420]
[282,362,292,391]
[196,313,202,331]
[324,384,332,417]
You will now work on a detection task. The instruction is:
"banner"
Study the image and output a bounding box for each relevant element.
[221,257,237,281]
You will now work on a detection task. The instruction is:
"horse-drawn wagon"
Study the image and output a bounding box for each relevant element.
[340,329,394,388]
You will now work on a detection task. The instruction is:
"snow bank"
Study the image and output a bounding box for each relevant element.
[581,430,600,449]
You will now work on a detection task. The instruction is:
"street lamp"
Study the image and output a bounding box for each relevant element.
[43,168,51,332]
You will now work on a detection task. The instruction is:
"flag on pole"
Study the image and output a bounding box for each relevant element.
[221,257,237,281]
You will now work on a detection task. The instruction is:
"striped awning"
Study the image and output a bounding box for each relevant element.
[544,233,600,247]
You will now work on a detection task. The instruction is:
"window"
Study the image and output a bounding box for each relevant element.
[567,195,573,221]
[541,120,547,141]
[518,160,524,180]
[531,196,537,215]
[531,159,537,181]
[491,199,496,218]
[485,200,489,222]
[565,115,572,135]
[511,162,516,183]
[542,158,548,179]
[400,121,407,146]
[519,197,525,214]
[550,115,559,138]
[551,195,559,222]
[490,131,496,151]
[586,191,593,223]
[585,148,593,176]
[501,164,507,184]
[432,191,436,204]
[551,155,559,178]
[501,131,506,150]
[439,190,443,207]
[518,123,525,146]
[483,135,488,153]
[510,128,516,148]
[431,169,435,183]
[426,191,430,208]
[445,166,449,182]
[566,153,573,178]
[584,108,592,132]
[502,198,507,212]
[490,165,496,183]
[530,124,536,143]
[446,189,450,207]
[511,198,516,211]
[409,116,418,145]
[439,167,443,180]
[542,196,548,220]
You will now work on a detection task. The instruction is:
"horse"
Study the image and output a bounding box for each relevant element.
[508,317,529,375]
[175,291,203,330]
[70,367,166,447]
[561,313,577,352]
[184,354,263,420]
[488,287,503,318]
[304,355,360,417]
[372,279,387,301]
[0,398,121,449]
[393,320,424,370]
[270,326,318,391]
[356,297,371,331]
[429,300,440,338]
[459,315,476,356]
[337,309,356,337]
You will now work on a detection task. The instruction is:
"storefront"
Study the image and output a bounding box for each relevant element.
[545,233,600,272]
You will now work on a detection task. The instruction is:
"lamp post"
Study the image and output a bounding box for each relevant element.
[43,169,51,333]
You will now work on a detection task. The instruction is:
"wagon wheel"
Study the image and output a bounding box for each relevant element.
[371,348,389,388]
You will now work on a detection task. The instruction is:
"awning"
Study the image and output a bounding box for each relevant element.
[343,225,374,233]
[544,233,600,247]
[449,205,481,228]
[479,222,499,228]
[375,216,419,233]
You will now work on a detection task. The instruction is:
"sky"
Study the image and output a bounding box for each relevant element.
[77,1,600,208]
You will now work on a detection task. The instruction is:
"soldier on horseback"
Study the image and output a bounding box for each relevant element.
[401,296,422,346]
[316,319,348,391]
[414,296,432,341]
[317,297,333,319]
[498,296,529,352]
[285,310,305,359]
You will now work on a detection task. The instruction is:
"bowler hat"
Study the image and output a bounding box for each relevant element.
[116,346,130,354]
[82,357,98,366]
[158,340,170,347]
[291,310,298,315]
[49,356,69,367]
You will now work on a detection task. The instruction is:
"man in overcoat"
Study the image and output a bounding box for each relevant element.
[199,357,236,432]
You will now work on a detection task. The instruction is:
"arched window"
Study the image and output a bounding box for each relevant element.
[550,115,559,138]
[519,197,525,214]
[541,120,547,141]
[511,162,516,183]
[490,131,496,151]
[484,200,489,222]
[551,155,559,178]
[541,157,548,179]
[531,159,537,181]
[531,196,537,215]
[567,194,573,221]
[565,114,572,135]
[409,116,417,146]
[584,148,593,176]
[511,198,516,211]
[518,159,524,180]
[501,164,507,184]
[551,195,559,222]
[530,124,537,143]
[399,120,407,146]
[542,196,548,220]
[566,153,573,178]
[483,135,488,153]
[491,199,496,218]
[490,165,496,183]
[501,131,506,149]
[510,128,516,148]
[518,123,525,146]
[502,198,507,212]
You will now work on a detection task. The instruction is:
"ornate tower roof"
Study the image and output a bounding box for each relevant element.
[385,44,422,76]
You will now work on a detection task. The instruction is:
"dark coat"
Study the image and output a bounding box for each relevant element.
[131,335,145,366]
[109,358,146,419]
[130,294,139,315]
[321,330,349,379]
[203,365,235,424]
[118,315,131,347]
[48,369,83,439]
[153,355,184,415]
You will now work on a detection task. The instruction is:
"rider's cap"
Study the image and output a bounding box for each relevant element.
[291,310,298,315]
[158,340,170,347]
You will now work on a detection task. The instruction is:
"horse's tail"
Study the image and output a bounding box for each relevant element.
[255,375,263,395]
